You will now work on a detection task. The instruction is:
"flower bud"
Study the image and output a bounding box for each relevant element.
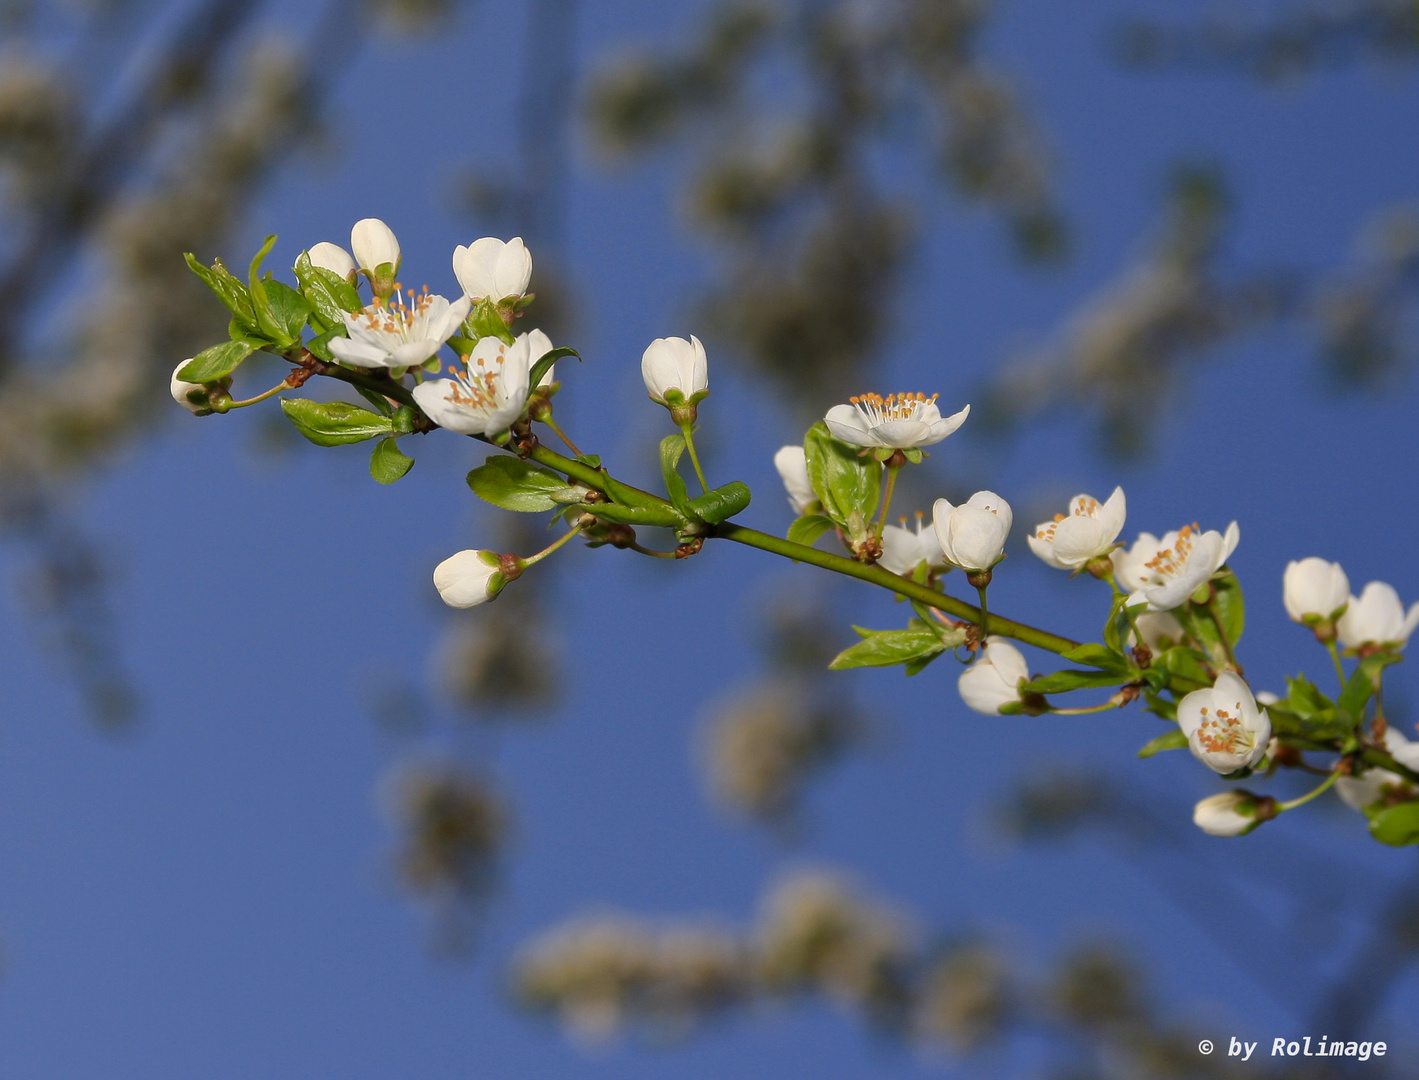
[350,217,401,297]
[433,549,515,608]
[1337,581,1419,651]
[932,491,1012,572]
[641,335,709,407]
[453,236,533,303]
[773,446,816,515]
[1192,790,1276,837]
[958,637,1029,715]
[304,241,357,280]
[1282,557,1349,625]
[170,361,214,415]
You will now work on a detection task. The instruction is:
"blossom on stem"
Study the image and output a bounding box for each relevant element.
[433,549,508,608]
[304,242,357,280]
[1282,557,1349,624]
[170,361,214,414]
[1336,581,1419,650]
[932,491,1012,572]
[958,637,1029,715]
[327,287,471,370]
[453,236,533,303]
[824,393,968,450]
[1111,521,1240,612]
[878,516,945,575]
[1176,671,1270,774]
[412,332,536,436]
[1026,487,1126,570]
[773,446,816,514]
[350,218,401,274]
[641,335,708,406]
[1193,790,1271,837]
[1336,727,1419,810]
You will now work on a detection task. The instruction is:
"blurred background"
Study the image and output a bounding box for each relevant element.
[1,0,1418,1075]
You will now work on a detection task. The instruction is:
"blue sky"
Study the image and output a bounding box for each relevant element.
[1,0,1418,1076]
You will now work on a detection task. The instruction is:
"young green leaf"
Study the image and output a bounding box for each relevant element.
[686,481,752,524]
[829,628,947,672]
[1137,728,1188,758]
[178,340,258,383]
[1210,570,1245,646]
[263,280,313,345]
[1336,652,1402,724]
[1019,669,1132,695]
[467,455,583,511]
[579,501,686,529]
[280,398,394,446]
[1061,643,1133,672]
[527,346,579,392]
[370,438,415,484]
[787,514,835,548]
[1368,801,1419,847]
[803,421,879,531]
[185,253,257,330]
[246,235,289,346]
[659,434,691,514]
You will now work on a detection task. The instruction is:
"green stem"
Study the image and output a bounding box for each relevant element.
[542,415,583,457]
[975,583,990,640]
[679,421,710,493]
[1206,593,1237,666]
[873,464,900,545]
[303,351,420,412]
[524,524,584,566]
[1326,640,1347,692]
[630,542,678,559]
[1049,700,1124,715]
[224,380,291,409]
[1278,767,1341,811]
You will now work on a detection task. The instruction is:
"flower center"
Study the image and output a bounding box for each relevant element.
[848,392,938,428]
[1142,523,1200,580]
[357,284,434,342]
[443,342,510,411]
[1035,497,1102,542]
[1195,701,1252,755]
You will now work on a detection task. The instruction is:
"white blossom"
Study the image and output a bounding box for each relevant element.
[932,491,1012,572]
[1111,521,1240,612]
[1283,557,1350,623]
[1337,581,1419,650]
[170,361,210,414]
[958,637,1029,715]
[1336,727,1419,810]
[641,335,708,405]
[1128,610,1185,651]
[433,549,505,608]
[304,242,357,280]
[454,236,533,303]
[1026,487,1126,570]
[878,516,945,575]
[525,327,557,388]
[350,217,400,272]
[412,332,535,436]
[327,287,470,370]
[773,446,817,514]
[824,393,968,450]
[1193,791,1268,837]
[1176,671,1271,774]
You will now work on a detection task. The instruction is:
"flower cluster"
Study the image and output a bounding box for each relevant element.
[172,223,1419,852]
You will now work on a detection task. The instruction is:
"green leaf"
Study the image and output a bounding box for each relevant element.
[1137,728,1188,758]
[305,327,342,362]
[280,398,394,446]
[1155,646,1213,689]
[1368,801,1419,846]
[803,422,879,535]
[528,346,579,392]
[787,514,835,548]
[1061,643,1133,672]
[659,434,691,514]
[185,253,257,331]
[467,455,583,511]
[293,251,361,330]
[263,280,313,344]
[178,340,257,383]
[829,628,947,672]
[1020,669,1132,695]
[1283,675,1334,720]
[580,501,686,528]
[1337,652,1403,724]
[1211,570,1245,647]
[686,481,752,524]
[1141,688,1178,722]
[246,235,290,346]
[370,438,414,484]
[355,385,394,415]
[465,300,515,344]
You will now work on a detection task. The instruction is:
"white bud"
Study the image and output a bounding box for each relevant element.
[304,242,357,280]
[170,361,209,414]
[932,491,1012,572]
[433,549,505,608]
[641,335,708,406]
[773,446,816,514]
[958,637,1029,715]
[1192,790,1269,837]
[1282,557,1349,623]
[1337,581,1419,650]
[350,217,401,272]
[453,236,533,302]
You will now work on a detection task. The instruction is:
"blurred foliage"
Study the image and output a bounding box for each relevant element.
[582,0,1064,415]
[1115,0,1419,80]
